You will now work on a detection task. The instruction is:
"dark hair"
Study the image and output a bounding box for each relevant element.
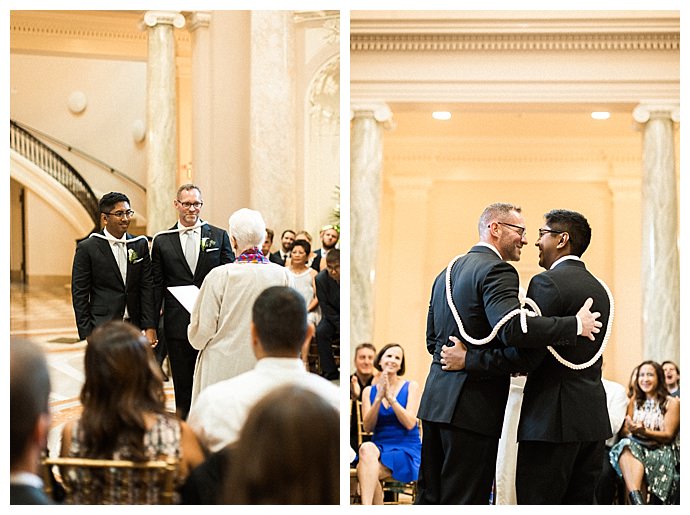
[543,209,592,257]
[10,339,51,469]
[354,342,376,358]
[177,183,201,197]
[79,321,167,460]
[265,228,275,242]
[252,286,307,354]
[633,361,670,412]
[326,248,340,265]
[281,229,296,239]
[374,343,406,376]
[223,385,339,504]
[661,360,680,376]
[291,238,311,256]
[98,192,130,214]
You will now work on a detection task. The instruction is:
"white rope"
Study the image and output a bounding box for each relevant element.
[445,254,614,370]
[149,221,209,256]
[89,233,149,244]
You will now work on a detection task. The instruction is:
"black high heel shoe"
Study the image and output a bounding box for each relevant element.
[629,490,646,505]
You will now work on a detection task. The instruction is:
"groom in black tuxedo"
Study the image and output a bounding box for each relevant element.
[151,184,234,418]
[447,209,612,504]
[415,202,602,505]
[71,192,156,344]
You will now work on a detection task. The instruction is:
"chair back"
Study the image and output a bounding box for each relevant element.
[355,399,374,447]
[42,456,178,504]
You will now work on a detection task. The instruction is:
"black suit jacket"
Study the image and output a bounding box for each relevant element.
[151,223,234,339]
[10,483,54,505]
[71,231,155,340]
[418,245,578,438]
[315,268,339,326]
[465,259,612,443]
[269,250,288,266]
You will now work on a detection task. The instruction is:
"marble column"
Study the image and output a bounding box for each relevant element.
[249,12,296,231]
[350,103,393,347]
[186,12,212,206]
[632,103,680,364]
[142,10,185,235]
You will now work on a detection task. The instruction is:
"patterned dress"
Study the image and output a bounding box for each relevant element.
[64,414,183,504]
[609,398,679,503]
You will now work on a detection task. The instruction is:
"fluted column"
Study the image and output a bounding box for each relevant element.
[632,102,680,363]
[187,11,212,203]
[249,12,296,230]
[350,103,393,347]
[143,11,185,235]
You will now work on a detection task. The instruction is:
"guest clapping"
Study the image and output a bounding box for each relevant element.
[357,343,421,505]
[609,361,680,504]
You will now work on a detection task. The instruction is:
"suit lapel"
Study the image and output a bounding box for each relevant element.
[194,224,213,280]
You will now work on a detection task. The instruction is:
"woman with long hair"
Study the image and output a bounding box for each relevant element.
[609,360,680,504]
[356,343,421,505]
[60,321,204,500]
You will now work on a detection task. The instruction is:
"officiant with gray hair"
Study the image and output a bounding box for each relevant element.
[187,207,294,406]
[151,184,234,419]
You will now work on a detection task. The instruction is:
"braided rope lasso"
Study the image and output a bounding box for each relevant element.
[150,221,209,256]
[88,233,149,244]
[445,254,614,370]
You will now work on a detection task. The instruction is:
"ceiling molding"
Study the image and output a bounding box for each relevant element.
[351,32,679,53]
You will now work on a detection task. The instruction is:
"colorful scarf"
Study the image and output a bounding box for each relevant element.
[236,247,269,264]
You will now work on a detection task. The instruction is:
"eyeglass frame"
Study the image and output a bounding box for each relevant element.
[102,209,135,218]
[538,228,565,238]
[176,201,204,210]
[494,221,526,237]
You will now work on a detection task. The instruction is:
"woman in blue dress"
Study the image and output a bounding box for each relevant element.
[356,343,421,505]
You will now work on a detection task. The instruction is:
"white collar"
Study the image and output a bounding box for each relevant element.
[104,227,127,243]
[10,471,43,489]
[550,255,581,270]
[255,357,306,371]
[177,221,202,232]
[475,241,503,260]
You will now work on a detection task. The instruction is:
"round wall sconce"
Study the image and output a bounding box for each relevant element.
[132,119,146,143]
[67,91,87,114]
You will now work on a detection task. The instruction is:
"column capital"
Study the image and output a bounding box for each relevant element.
[351,103,394,127]
[186,11,211,32]
[632,102,680,124]
[142,11,186,29]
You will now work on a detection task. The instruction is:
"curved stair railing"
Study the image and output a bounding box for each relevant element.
[11,121,102,228]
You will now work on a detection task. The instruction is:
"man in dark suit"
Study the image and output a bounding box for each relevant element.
[311,224,339,272]
[446,209,612,504]
[151,184,234,419]
[71,192,156,344]
[269,229,295,266]
[315,248,340,380]
[10,339,54,505]
[415,203,602,505]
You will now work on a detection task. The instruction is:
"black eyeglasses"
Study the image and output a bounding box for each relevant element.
[538,228,564,238]
[496,222,526,237]
[177,201,204,209]
[103,210,135,218]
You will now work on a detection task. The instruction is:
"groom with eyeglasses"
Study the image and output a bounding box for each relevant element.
[71,191,157,344]
[150,183,234,419]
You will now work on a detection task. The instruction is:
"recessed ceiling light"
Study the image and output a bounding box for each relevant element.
[591,111,610,120]
[432,111,452,121]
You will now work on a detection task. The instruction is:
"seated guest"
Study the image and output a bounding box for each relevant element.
[287,238,320,368]
[609,360,680,504]
[294,230,317,267]
[60,321,204,501]
[662,360,680,398]
[350,343,378,454]
[311,224,339,272]
[10,339,54,505]
[187,285,339,453]
[269,229,295,266]
[188,209,293,403]
[222,384,339,504]
[261,228,274,258]
[357,343,422,505]
[315,248,340,380]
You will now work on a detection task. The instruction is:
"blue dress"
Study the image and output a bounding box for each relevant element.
[369,381,422,483]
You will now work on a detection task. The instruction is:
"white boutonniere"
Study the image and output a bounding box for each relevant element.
[128,248,143,264]
[201,237,217,252]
